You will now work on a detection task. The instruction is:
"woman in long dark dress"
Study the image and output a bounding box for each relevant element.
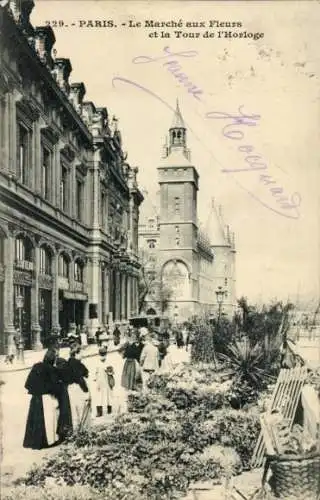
[55,355,73,441]
[121,339,143,391]
[23,350,61,449]
[67,345,91,429]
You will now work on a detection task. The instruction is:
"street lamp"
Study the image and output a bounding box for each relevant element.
[215,286,225,327]
[16,294,25,363]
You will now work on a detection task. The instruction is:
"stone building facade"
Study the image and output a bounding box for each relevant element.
[138,102,236,322]
[0,1,143,353]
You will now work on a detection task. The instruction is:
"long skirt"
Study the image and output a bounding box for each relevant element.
[121,358,142,391]
[57,386,73,441]
[23,394,58,449]
[68,384,91,430]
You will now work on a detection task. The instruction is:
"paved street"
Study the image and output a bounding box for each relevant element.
[1,344,190,481]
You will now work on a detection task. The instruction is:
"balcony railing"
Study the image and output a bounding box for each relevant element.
[15,259,34,271]
[57,276,69,290]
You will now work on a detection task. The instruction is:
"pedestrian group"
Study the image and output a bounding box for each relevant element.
[22,323,190,450]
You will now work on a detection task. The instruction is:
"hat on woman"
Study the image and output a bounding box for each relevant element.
[98,346,108,356]
[139,327,148,338]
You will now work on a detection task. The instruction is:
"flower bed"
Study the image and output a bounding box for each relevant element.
[11,363,261,500]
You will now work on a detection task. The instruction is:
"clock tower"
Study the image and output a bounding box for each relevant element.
[157,101,199,318]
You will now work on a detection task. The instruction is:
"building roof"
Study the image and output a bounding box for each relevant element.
[139,188,160,226]
[159,148,192,168]
[205,199,230,247]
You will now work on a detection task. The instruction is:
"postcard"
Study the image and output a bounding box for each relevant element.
[0,0,319,499]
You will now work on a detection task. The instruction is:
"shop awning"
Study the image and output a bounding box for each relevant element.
[64,291,88,301]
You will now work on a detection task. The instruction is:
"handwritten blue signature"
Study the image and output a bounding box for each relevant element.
[113,46,301,219]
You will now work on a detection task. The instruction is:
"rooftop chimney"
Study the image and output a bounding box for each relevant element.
[34,26,55,68]
[52,58,72,94]
[69,82,86,113]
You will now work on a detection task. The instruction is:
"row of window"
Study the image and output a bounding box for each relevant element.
[13,237,84,281]
[17,123,84,221]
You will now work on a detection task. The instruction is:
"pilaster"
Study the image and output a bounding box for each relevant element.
[51,253,61,336]
[31,246,43,350]
[4,234,16,353]
[115,270,121,321]
[104,265,110,324]
[126,274,131,319]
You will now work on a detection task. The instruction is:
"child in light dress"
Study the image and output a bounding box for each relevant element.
[92,346,115,417]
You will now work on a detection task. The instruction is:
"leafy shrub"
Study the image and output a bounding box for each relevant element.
[190,320,217,365]
[219,341,275,391]
[20,360,261,498]
[2,484,104,500]
[226,379,260,409]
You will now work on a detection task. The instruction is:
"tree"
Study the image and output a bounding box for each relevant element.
[138,249,172,315]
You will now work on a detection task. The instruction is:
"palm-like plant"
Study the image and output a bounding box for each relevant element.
[220,339,275,390]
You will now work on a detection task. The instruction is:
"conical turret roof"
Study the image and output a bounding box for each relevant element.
[170,99,186,129]
[205,199,230,247]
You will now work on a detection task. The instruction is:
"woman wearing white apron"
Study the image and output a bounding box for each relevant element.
[67,345,91,430]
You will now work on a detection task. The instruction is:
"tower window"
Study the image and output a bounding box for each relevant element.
[148,240,156,249]
[174,197,180,215]
[225,278,228,286]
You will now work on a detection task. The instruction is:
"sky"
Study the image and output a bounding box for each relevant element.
[31,0,320,306]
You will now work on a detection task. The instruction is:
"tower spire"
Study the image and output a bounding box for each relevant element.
[168,98,187,152]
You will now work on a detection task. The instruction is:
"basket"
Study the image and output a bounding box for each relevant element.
[267,452,320,499]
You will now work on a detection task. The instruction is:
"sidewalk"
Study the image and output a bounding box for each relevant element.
[0,341,124,374]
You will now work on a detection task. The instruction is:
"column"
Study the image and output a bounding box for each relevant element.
[126,274,131,319]
[51,253,61,337]
[92,149,101,228]
[4,235,17,353]
[104,266,110,324]
[115,270,121,321]
[31,246,43,350]
[0,94,9,170]
[55,145,60,209]
[120,272,126,320]
[70,163,76,219]
[8,92,16,175]
[130,276,134,315]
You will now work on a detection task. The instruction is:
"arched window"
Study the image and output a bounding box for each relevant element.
[74,260,84,282]
[39,246,52,275]
[148,239,156,249]
[146,308,157,316]
[58,253,69,278]
[162,260,189,300]
[15,235,33,262]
